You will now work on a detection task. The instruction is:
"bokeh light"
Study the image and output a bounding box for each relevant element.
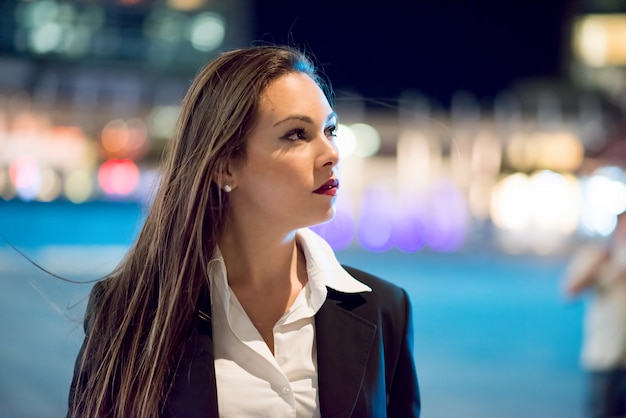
[9,156,41,201]
[491,173,533,231]
[350,123,381,157]
[65,169,93,203]
[393,196,427,252]
[187,12,225,52]
[98,159,140,197]
[168,0,207,12]
[580,171,626,236]
[335,123,356,158]
[528,170,580,233]
[149,105,180,139]
[37,168,62,202]
[30,22,63,54]
[357,187,395,252]
[424,180,467,252]
[100,118,149,159]
[574,14,626,67]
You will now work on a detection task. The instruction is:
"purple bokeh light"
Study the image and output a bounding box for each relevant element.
[424,180,468,252]
[393,196,427,252]
[357,187,395,252]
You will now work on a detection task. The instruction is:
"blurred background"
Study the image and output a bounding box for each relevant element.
[1,0,626,416]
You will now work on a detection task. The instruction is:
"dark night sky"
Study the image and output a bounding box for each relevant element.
[0,1,581,110]
[252,0,576,107]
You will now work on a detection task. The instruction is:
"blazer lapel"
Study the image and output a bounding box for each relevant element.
[315,290,377,417]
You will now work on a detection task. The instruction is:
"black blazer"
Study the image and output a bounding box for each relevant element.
[70,266,421,417]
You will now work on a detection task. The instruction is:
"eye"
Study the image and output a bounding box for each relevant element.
[281,128,308,142]
[325,125,338,139]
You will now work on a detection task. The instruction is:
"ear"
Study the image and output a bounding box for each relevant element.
[214,159,238,192]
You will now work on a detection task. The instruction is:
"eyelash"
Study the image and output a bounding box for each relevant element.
[281,125,338,142]
[281,128,308,142]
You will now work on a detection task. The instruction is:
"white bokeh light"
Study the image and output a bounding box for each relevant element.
[188,13,225,52]
[350,123,381,157]
[580,174,626,236]
[30,22,63,53]
[491,173,532,230]
[528,170,580,233]
[335,123,356,158]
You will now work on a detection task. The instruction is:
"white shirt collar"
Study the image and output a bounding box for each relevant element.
[207,227,371,301]
[296,228,372,293]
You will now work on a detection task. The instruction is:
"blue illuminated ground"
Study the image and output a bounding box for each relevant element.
[0,201,586,417]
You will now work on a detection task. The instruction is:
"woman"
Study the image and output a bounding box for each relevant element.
[68,45,420,417]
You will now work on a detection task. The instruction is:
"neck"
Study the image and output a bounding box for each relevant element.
[218,221,305,290]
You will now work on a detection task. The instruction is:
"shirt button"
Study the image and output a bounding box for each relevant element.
[282,387,291,395]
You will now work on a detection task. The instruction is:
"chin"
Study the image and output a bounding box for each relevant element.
[310,208,336,227]
[306,206,336,227]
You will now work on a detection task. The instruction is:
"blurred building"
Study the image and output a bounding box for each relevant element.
[0,0,625,255]
[0,0,250,201]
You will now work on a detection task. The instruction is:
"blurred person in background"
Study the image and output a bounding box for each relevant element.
[66,45,420,418]
[564,211,626,418]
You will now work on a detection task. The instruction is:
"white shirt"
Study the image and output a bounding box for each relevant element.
[208,228,371,418]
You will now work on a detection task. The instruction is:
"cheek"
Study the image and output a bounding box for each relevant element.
[265,154,311,179]
[243,159,311,196]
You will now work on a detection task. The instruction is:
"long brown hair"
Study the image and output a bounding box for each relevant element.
[69,45,330,417]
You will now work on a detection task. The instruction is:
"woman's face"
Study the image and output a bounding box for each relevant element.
[227,72,339,231]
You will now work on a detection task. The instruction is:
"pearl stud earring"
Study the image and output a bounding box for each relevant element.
[223,185,232,193]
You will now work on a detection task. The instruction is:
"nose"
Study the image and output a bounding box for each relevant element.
[317,134,339,168]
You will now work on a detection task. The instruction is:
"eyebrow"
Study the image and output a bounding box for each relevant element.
[272,111,338,127]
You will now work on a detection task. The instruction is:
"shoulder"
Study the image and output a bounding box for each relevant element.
[333,266,414,343]
[338,265,411,315]
[82,278,113,332]
[343,265,407,298]
[86,279,108,311]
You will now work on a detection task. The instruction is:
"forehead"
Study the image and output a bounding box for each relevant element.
[258,72,332,120]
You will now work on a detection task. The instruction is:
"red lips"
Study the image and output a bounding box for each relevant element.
[313,178,339,196]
